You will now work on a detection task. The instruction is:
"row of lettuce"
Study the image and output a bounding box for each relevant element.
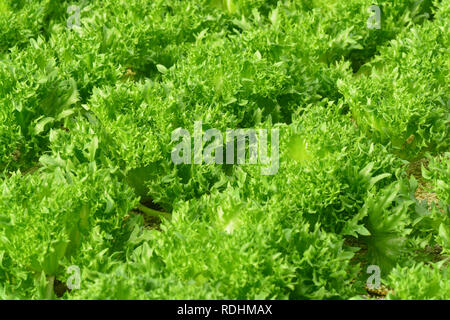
[0,0,448,299]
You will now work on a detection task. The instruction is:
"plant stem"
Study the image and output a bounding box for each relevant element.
[137,203,171,220]
[46,276,55,300]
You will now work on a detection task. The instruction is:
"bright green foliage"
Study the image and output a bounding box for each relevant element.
[424,153,450,208]
[0,0,449,300]
[0,135,138,298]
[235,106,418,272]
[240,105,405,232]
[423,153,450,253]
[69,188,358,299]
[339,2,449,160]
[86,81,233,210]
[357,181,415,272]
[0,0,46,53]
[0,39,79,172]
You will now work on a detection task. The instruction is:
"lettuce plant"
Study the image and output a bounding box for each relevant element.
[0,0,448,300]
[338,3,449,159]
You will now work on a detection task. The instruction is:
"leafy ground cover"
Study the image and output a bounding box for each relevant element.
[0,0,448,299]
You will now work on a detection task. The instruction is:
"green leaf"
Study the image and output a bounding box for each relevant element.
[156,64,168,74]
[34,117,54,135]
